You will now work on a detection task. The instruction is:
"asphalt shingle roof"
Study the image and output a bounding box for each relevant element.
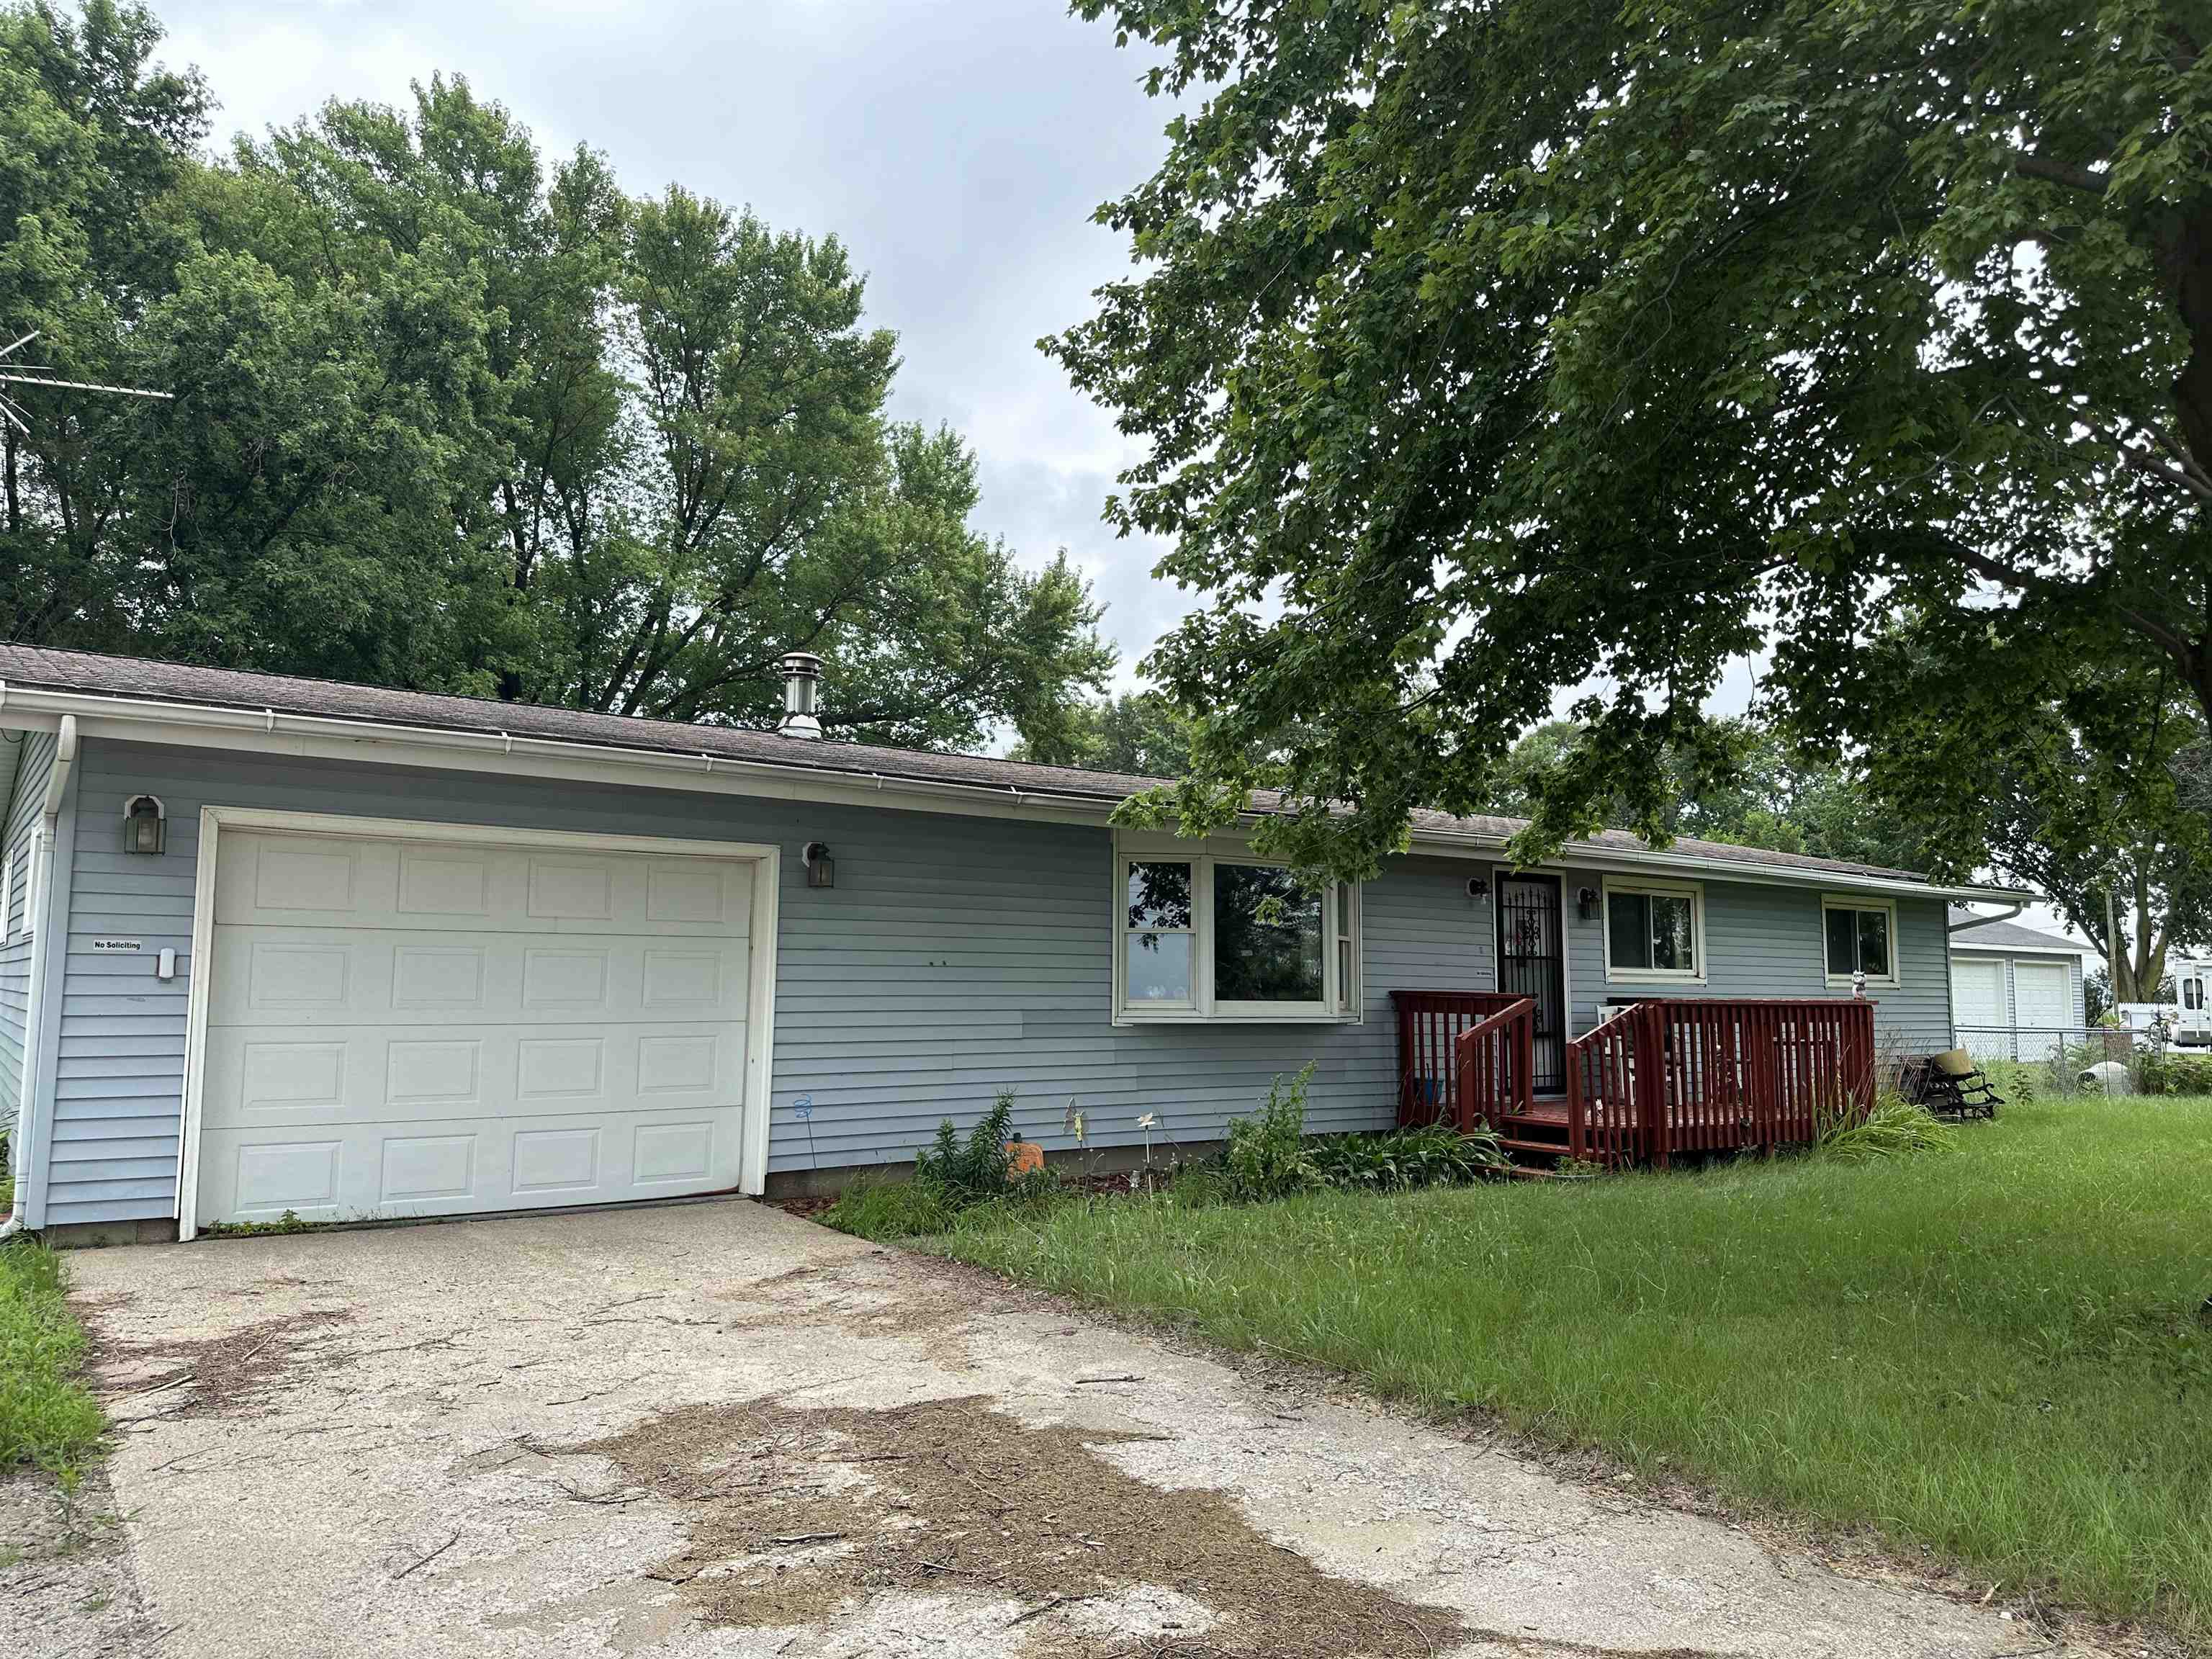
[1946,907,2090,953]
[0,642,1956,887]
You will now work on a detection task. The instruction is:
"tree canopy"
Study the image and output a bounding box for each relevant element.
[1,1,1112,750]
[1056,0,2212,881]
[1488,716,1943,873]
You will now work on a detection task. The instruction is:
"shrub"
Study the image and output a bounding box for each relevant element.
[913,1089,1018,1201]
[1307,1123,1507,1191]
[824,1088,1066,1241]
[2138,1052,2212,1097]
[1221,1064,1323,1202]
[1815,1097,1958,1163]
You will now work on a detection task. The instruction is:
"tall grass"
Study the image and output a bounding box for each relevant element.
[937,1097,2212,1640]
[0,1238,104,1479]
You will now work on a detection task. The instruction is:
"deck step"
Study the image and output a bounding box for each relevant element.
[1497,1124,1573,1146]
[1496,1136,1576,1160]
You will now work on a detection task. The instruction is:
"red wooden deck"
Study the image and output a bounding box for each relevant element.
[1394,991,1876,1167]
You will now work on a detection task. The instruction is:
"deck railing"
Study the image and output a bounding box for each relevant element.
[1454,997,1535,1133]
[1565,1004,1643,1166]
[1392,990,1532,1128]
[1565,998,1876,1166]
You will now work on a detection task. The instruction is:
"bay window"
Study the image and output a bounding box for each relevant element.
[1113,836,1360,1022]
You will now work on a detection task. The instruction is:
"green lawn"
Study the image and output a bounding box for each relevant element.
[933,1097,2212,1642]
[0,1236,105,1481]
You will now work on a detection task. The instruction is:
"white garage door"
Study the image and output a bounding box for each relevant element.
[2012,960,2074,1060]
[196,827,760,1227]
[1951,958,2007,1031]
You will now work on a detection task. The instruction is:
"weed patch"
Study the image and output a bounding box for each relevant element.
[0,1239,104,1478]
[1814,1096,1957,1162]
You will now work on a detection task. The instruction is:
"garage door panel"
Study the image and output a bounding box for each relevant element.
[197,827,759,1228]
[216,834,753,937]
[198,1106,742,1223]
[202,1021,744,1130]
[206,929,750,1025]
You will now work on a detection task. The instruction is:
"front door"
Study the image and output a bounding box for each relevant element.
[1496,874,1567,1092]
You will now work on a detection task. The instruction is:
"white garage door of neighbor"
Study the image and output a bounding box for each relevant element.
[1951,958,2007,1032]
[197,828,759,1227]
[2012,961,2075,1043]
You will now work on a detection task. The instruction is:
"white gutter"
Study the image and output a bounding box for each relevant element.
[0,681,2035,907]
[4,713,73,1238]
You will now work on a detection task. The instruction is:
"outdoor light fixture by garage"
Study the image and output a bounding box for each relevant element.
[803,841,835,889]
[122,793,166,855]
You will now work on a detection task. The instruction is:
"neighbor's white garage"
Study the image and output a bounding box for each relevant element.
[187,820,773,1230]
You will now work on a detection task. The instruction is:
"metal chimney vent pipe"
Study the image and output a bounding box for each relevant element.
[778,651,824,739]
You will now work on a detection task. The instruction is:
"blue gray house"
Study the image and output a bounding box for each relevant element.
[0,645,2027,1243]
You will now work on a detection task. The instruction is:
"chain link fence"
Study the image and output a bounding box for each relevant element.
[1954,1025,2158,1098]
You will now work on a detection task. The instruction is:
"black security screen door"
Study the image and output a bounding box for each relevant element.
[1496,875,1567,1092]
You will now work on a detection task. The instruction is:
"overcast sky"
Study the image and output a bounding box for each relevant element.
[156,0,1184,687]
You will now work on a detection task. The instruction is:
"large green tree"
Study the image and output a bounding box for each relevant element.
[1864,639,2212,1002]
[1055,0,2212,877]
[1488,716,1942,872]
[1010,687,1198,773]
[1,5,1112,749]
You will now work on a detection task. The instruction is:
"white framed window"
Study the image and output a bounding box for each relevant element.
[4,828,36,943]
[1601,875,1705,984]
[1112,832,1361,1024]
[1822,894,1897,986]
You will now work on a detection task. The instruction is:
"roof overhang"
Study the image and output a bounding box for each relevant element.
[0,679,2036,907]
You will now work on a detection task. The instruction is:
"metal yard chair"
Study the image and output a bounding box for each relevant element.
[1906,1048,2003,1120]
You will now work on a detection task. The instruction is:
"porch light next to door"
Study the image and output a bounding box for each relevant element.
[122,793,166,855]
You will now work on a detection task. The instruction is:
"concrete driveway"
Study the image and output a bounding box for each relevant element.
[27,1200,2098,1659]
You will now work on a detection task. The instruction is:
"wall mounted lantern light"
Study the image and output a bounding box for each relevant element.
[1576,886,1600,922]
[122,793,166,855]
[1464,871,1489,904]
[802,841,835,889]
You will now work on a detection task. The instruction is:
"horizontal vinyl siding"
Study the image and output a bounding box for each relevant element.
[45,740,1493,1218]
[1,729,56,1182]
[43,736,1967,1223]
[1563,869,1954,1055]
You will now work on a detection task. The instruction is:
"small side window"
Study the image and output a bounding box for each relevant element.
[1822,896,1897,986]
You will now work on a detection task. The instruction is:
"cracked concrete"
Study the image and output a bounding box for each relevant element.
[36,1199,2116,1658]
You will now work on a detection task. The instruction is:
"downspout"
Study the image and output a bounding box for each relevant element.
[2,714,76,1238]
[1948,901,2025,933]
